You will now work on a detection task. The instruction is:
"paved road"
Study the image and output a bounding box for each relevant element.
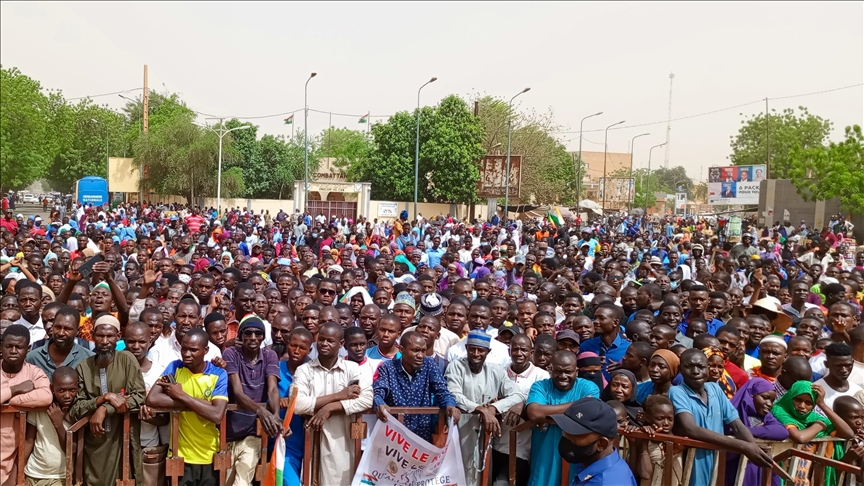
[9,204,52,220]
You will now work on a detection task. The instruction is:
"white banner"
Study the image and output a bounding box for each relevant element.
[351,412,466,486]
[675,192,687,210]
[378,202,400,218]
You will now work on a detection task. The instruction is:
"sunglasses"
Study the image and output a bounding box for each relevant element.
[242,330,264,337]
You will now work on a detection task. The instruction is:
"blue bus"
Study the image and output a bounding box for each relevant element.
[74,176,109,206]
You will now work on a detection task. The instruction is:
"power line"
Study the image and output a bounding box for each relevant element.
[192,108,304,121]
[66,87,143,101]
[308,108,393,119]
[552,81,863,134]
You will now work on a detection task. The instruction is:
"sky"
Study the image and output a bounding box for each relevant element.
[2,2,862,182]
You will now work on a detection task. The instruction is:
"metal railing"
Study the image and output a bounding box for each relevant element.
[300,407,492,486]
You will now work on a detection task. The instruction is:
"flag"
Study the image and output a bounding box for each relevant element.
[284,114,294,125]
[263,386,297,486]
[546,206,564,227]
[358,113,369,124]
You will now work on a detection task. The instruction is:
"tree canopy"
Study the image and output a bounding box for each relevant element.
[473,95,577,205]
[787,125,864,213]
[348,94,485,203]
[729,106,832,179]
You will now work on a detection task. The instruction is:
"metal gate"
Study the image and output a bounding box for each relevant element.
[306,201,358,222]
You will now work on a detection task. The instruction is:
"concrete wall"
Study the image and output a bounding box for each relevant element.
[758,179,842,230]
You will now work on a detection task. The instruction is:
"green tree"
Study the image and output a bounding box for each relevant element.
[652,166,694,198]
[0,67,57,189]
[788,125,864,213]
[256,131,317,199]
[319,127,372,175]
[46,99,126,192]
[729,106,831,179]
[473,95,576,205]
[119,91,196,157]
[350,95,484,203]
[132,114,244,204]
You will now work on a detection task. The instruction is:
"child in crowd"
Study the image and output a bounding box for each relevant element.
[22,366,78,486]
[725,378,788,486]
[834,396,864,467]
[627,395,683,486]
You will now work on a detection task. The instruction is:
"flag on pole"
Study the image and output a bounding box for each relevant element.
[358,113,369,124]
[284,114,294,125]
[546,206,564,227]
[263,386,297,486]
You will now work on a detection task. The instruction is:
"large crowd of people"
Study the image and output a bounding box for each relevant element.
[0,200,862,486]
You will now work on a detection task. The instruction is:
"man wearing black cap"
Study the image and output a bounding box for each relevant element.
[550,397,636,486]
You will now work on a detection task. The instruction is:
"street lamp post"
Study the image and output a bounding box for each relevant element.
[91,118,109,179]
[644,142,666,216]
[576,112,603,205]
[628,133,650,212]
[304,72,317,213]
[601,120,625,214]
[504,87,530,220]
[199,122,251,216]
[119,94,144,203]
[414,77,437,221]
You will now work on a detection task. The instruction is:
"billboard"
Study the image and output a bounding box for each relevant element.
[477,155,522,198]
[707,164,765,205]
[675,192,687,210]
[598,177,635,202]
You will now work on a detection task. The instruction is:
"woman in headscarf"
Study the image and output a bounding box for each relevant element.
[636,349,679,404]
[771,381,854,486]
[703,347,737,400]
[600,369,642,424]
[220,251,234,268]
[724,378,788,486]
[576,351,606,392]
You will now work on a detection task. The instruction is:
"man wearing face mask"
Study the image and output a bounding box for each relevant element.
[550,397,637,486]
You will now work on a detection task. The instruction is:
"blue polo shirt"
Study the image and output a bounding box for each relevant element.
[526,378,600,486]
[578,334,631,381]
[669,381,739,486]
[677,310,724,336]
[570,450,637,486]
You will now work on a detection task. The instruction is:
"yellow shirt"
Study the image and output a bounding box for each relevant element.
[161,361,228,465]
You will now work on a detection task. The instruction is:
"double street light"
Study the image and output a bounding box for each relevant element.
[628,133,650,212]
[304,72,317,212]
[644,142,667,216]
[198,121,251,216]
[504,87,530,219]
[601,120,626,213]
[576,112,603,204]
[414,77,437,221]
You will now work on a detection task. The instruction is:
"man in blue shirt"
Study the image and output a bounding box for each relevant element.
[578,303,630,381]
[550,397,636,486]
[669,349,773,486]
[373,331,460,443]
[425,236,446,269]
[525,351,600,486]
[677,285,724,336]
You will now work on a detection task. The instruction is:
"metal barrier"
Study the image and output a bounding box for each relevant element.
[150,403,269,486]
[1,404,91,486]
[617,429,859,486]
[300,406,491,486]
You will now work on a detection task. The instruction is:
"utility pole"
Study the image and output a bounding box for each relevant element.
[141,65,149,204]
[663,72,674,168]
[765,97,770,177]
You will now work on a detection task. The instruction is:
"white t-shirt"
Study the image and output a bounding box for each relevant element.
[140,359,167,447]
[24,410,70,479]
[813,377,863,410]
[849,361,864,390]
[494,363,550,460]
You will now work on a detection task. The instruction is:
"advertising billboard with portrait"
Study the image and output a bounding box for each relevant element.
[707,164,765,205]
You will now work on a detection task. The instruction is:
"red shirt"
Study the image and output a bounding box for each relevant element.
[725,361,750,389]
[185,214,206,234]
